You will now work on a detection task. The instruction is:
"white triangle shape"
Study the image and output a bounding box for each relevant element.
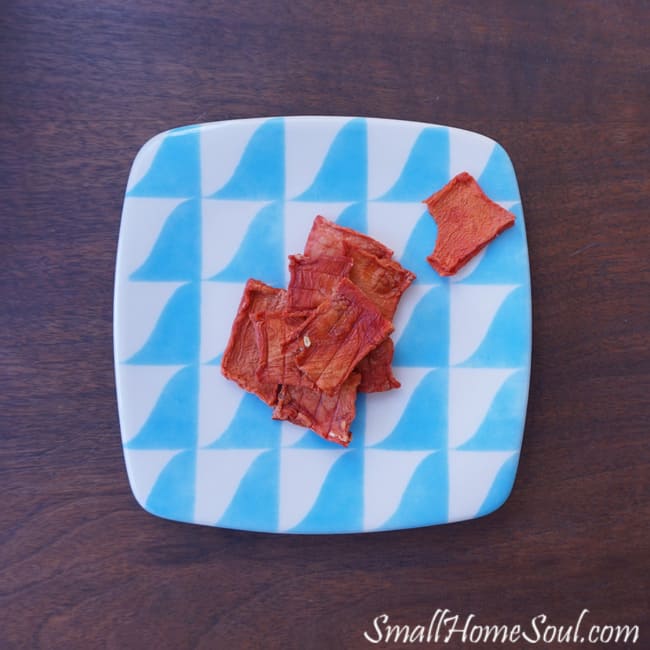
[448,128,496,180]
[116,365,185,444]
[126,133,165,191]
[364,450,432,529]
[118,197,187,281]
[200,281,247,364]
[115,281,185,362]
[197,366,247,447]
[364,367,432,446]
[201,200,270,278]
[279,449,346,531]
[449,284,518,365]
[367,119,425,199]
[447,450,515,521]
[366,202,428,260]
[200,118,266,196]
[125,449,180,509]
[194,449,265,524]
[281,420,310,447]
[448,368,516,448]
[392,284,438,345]
[285,116,352,199]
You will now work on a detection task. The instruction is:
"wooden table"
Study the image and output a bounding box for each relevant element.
[3,2,648,648]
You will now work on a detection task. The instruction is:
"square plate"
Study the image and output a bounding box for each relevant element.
[114,116,531,533]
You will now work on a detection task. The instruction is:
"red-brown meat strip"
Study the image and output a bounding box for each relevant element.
[355,339,401,393]
[287,253,353,310]
[424,172,515,276]
[290,278,393,394]
[272,372,362,447]
[304,215,393,259]
[221,279,286,405]
[341,243,414,393]
[345,243,415,320]
[251,309,313,387]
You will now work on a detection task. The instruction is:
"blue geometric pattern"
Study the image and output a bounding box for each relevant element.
[211,201,285,287]
[114,117,531,533]
[130,199,202,282]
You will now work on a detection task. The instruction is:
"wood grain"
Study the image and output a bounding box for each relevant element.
[2,1,648,648]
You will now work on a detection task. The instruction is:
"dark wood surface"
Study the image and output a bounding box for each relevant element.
[2,1,648,648]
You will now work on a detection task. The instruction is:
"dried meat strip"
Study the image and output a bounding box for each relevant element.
[340,244,414,393]
[424,172,515,276]
[345,244,415,320]
[221,279,286,405]
[355,338,400,393]
[287,253,353,310]
[290,278,393,394]
[251,309,313,387]
[304,215,393,260]
[272,372,362,447]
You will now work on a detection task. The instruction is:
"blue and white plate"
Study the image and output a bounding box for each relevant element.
[114,116,531,533]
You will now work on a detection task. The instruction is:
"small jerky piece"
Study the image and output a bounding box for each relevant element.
[356,339,400,393]
[304,215,393,260]
[290,278,394,394]
[424,171,515,276]
[345,243,415,320]
[287,253,353,310]
[272,372,362,447]
[251,309,314,387]
[221,279,286,405]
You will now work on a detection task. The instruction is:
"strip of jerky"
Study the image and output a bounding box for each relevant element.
[355,338,400,392]
[287,253,353,310]
[345,243,415,320]
[272,372,362,447]
[424,172,515,276]
[221,279,286,405]
[343,243,415,392]
[304,215,393,259]
[251,309,314,387]
[290,278,393,394]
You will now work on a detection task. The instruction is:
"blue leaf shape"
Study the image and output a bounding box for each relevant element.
[458,371,528,451]
[208,392,281,449]
[380,127,449,201]
[211,201,285,287]
[297,118,367,201]
[218,449,279,530]
[289,451,363,533]
[476,453,519,517]
[478,142,519,202]
[335,202,366,232]
[211,118,284,200]
[146,450,196,521]
[126,366,198,450]
[382,451,448,529]
[399,206,442,283]
[394,286,449,367]
[128,129,200,198]
[461,286,531,368]
[127,282,200,365]
[374,370,447,450]
[460,203,528,285]
[130,199,201,282]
